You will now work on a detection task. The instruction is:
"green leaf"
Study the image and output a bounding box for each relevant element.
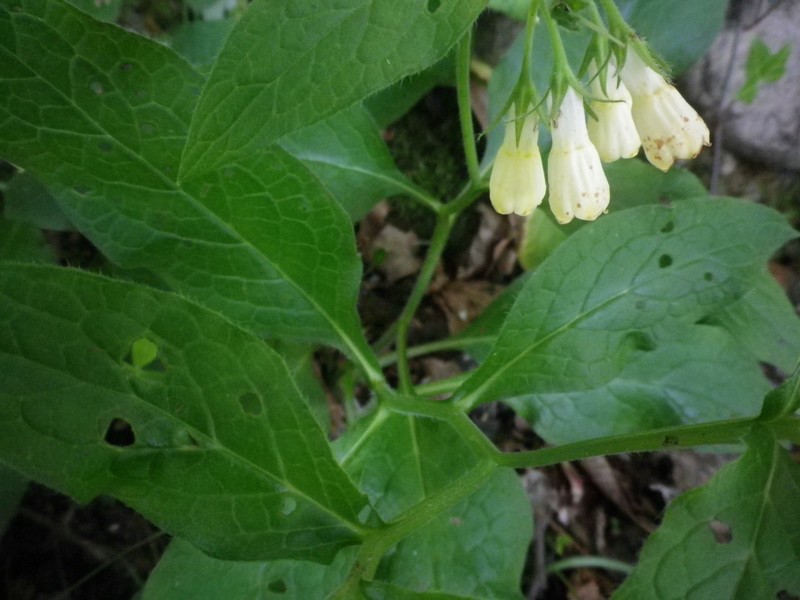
[452,199,798,442]
[336,410,483,521]
[0,0,379,370]
[280,105,418,221]
[270,340,332,433]
[337,409,531,598]
[520,161,708,270]
[614,427,800,599]
[142,540,357,600]
[179,0,488,180]
[613,0,729,74]
[65,0,122,23]
[709,278,800,374]
[759,363,800,422]
[0,219,55,263]
[737,38,792,105]
[169,19,236,72]
[363,582,480,600]
[506,322,769,443]
[4,172,73,231]
[373,469,530,600]
[605,160,708,211]
[0,263,376,562]
[365,53,456,129]
[453,273,531,362]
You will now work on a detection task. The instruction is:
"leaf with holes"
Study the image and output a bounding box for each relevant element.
[142,540,358,600]
[614,427,800,599]
[179,0,488,180]
[612,0,729,75]
[0,0,379,373]
[0,263,377,562]
[452,199,798,443]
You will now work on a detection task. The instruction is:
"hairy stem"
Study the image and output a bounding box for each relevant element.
[457,28,481,186]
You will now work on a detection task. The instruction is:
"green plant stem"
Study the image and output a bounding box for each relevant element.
[397,180,444,213]
[393,183,486,395]
[457,28,481,186]
[395,212,452,395]
[540,1,584,108]
[415,371,471,397]
[548,555,634,575]
[495,415,800,469]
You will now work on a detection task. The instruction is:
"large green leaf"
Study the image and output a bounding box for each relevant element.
[613,0,729,74]
[614,427,800,599]
[0,219,54,263]
[4,171,73,231]
[179,0,488,180]
[280,105,420,221]
[337,409,530,598]
[142,540,358,600]
[0,264,375,562]
[452,199,797,442]
[336,410,483,521]
[0,0,377,368]
[507,322,769,443]
[373,469,530,600]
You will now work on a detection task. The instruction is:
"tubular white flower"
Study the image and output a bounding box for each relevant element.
[587,59,641,162]
[620,51,710,171]
[489,109,546,216]
[548,88,610,224]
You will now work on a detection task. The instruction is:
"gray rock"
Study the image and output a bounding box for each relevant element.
[683,0,800,172]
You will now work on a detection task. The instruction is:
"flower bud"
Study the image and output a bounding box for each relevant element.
[548,88,610,224]
[620,51,710,171]
[489,109,546,216]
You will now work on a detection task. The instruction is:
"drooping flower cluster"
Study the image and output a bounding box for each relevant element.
[489,49,710,224]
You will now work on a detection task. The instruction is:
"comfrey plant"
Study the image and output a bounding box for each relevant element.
[1,0,799,599]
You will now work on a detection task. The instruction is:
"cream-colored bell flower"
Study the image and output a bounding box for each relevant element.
[620,51,710,171]
[587,59,641,162]
[548,88,610,224]
[489,109,546,216]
